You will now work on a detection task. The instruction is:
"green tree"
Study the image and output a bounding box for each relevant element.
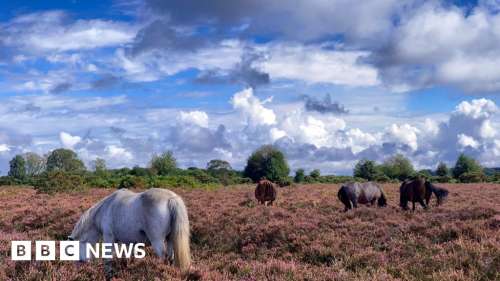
[436,162,449,177]
[46,148,86,173]
[310,169,321,179]
[150,151,177,175]
[243,145,290,182]
[91,158,107,173]
[23,152,46,177]
[380,154,415,181]
[294,168,305,183]
[8,155,26,180]
[353,159,379,181]
[206,159,232,171]
[452,153,482,179]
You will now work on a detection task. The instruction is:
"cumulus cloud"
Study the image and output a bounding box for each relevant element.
[231,88,276,126]
[178,111,209,128]
[371,2,500,92]
[59,132,81,149]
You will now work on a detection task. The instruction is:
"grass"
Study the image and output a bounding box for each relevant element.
[0,183,499,280]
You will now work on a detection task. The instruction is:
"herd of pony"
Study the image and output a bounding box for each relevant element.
[255,177,449,212]
[70,177,449,280]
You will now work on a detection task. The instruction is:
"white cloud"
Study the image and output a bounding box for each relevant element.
[385,123,420,151]
[2,11,136,53]
[105,145,133,161]
[455,98,497,119]
[0,144,10,153]
[258,43,379,86]
[179,110,209,128]
[59,132,81,149]
[231,88,276,126]
[457,133,480,149]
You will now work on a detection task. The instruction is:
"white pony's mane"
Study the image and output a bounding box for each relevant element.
[72,194,110,238]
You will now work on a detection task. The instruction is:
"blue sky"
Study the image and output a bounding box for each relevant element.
[1,0,500,174]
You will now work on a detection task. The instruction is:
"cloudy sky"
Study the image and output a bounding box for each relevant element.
[1,0,500,174]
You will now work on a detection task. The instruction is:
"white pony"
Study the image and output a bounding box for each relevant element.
[68,188,191,279]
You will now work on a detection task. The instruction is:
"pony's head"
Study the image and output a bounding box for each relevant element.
[435,187,449,205]
[377,194,387,207]
[68,207,100,261]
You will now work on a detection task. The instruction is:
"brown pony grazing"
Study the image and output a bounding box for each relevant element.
[400,178,429,211]
[255,178,277,206]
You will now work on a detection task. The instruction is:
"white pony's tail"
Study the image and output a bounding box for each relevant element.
[168,196,191,274]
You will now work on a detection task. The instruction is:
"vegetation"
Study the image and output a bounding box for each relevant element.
[46,148,86,173]
[8,155,26,181]
[2,147,499,194]
[150,151,177,175]
[1,183,498,280]
[243,145,290,183]
[353,159,379,181]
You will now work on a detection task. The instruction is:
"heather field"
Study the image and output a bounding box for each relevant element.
[0,184,499,281]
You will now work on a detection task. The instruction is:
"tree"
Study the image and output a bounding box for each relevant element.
[436,162,449,177]
[91,158,107,173]
[8,155,26,180]
[380,154,415,181]
[294,169,305,183]
[310,169,321,179]
[150,151,177,175]
[353,159,379,181]
[206,159,232,171]
[23,152,46,177]
[452,153,482,179]
[243,145,290,182]
[46,148,86,173]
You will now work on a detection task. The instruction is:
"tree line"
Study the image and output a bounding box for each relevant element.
[2,146,499,193]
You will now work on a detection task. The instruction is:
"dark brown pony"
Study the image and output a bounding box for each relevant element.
[400,178,429,211]
[255,178,277,206]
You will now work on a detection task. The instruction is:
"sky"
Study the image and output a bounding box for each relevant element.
[1,0,500,175]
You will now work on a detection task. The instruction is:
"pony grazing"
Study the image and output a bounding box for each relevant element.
[425,181,449,206]
[68,188,191,280]
[400,178,429,211]
[255,178,277,206]
[337,182,387,212]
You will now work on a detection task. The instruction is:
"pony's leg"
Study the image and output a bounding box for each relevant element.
[412,201,416,211]
[151,238,166,260]
[166,237,174,264]
[418,198,428,209]
[102,233,115,281]
[352,198,358,209]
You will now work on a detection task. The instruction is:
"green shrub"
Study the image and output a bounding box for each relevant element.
[459,172,487,183]
[374,174,391,183]
[243,145,290,183]
[33,171,87,193]
[118,175,146,189]
[433,175,453,183]
[0,176,18,186]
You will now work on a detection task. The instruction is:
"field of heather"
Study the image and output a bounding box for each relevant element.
[0,183,499,281]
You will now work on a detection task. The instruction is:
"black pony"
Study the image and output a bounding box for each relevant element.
[400,178,449,210]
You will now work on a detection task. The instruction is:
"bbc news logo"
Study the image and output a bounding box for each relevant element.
[11,241,146,261]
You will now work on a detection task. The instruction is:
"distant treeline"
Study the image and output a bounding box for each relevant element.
[1,145,499,193]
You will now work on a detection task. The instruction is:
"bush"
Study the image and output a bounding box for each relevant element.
[459,172,487,183]
[374,174,391,183]
[33,171,87,193]
[294,169,305,183]
[0,176,18,186]
[118,175,146,189]
[353,159,380,181]
[243,145,290,183]
[452,153,482,179]
[150,151,177,175]
[432,175,453,183]
[380,154,415,181]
